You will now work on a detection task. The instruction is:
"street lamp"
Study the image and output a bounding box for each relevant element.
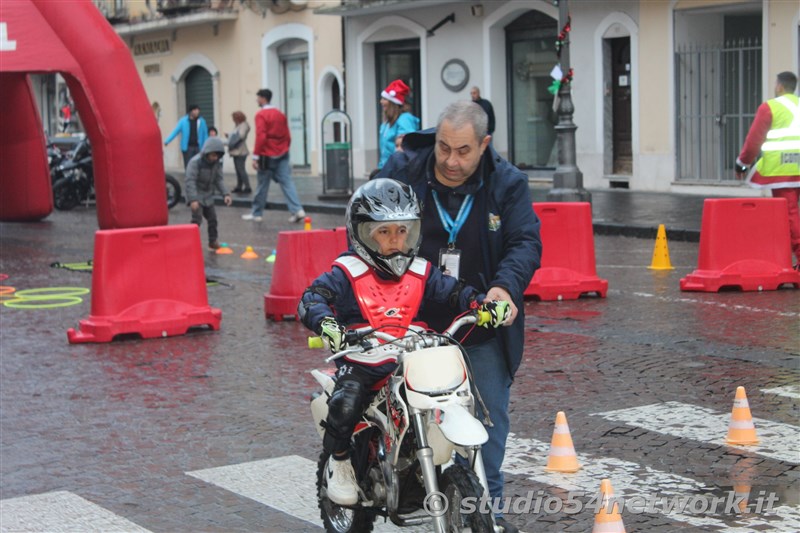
[547,0,591,203]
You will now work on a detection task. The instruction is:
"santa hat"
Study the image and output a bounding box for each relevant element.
[381,79,410,106]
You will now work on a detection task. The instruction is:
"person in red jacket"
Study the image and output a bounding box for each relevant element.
[736,71,800,266]
[242,89,306,223]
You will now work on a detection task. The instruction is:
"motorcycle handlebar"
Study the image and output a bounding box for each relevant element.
[306,305,499,356]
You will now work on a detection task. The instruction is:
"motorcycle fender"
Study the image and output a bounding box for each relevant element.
[310,392,329,438]
[309,369,335,438]
[310,369,335,394]
[436,403,488,447]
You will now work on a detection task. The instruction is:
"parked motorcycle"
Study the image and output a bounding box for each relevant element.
[309,308,498,533]
[50,138,182,211]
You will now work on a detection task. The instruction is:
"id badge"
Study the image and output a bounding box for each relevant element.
[439,248,461,279]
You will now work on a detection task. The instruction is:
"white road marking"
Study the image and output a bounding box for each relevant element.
[503,434,800,531]
[594,401,800,464]
[762,385,800,400]
[187,455,427,532]
[0,491,151,533]
[631,292,800,317]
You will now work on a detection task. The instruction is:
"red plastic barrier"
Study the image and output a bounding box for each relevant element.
[0,73,52,221]
[524,202,608,301]
[265,228,349,320]
[67,225,221,343]
[680,198,800,292]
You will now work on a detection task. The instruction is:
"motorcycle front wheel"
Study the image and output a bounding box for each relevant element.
[316,451,376,533]
[165,173,181,209]
[52,177,79,211]
[439,464,494,533]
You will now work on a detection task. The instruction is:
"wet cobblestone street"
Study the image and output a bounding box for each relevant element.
[1,202,798,532]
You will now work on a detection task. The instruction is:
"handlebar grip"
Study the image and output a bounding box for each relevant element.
[308,336,324,349]
[476,309,491,327]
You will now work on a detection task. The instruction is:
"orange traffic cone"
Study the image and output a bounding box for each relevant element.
[726,386,759,445]
[648,224,674,270]
[216,242,233,255]
[304,216,312,231]
[241,246,259,260]
[593,479,626,533]
[544,411,581,473]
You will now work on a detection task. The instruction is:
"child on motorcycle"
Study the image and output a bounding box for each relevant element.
[298,178,509,506]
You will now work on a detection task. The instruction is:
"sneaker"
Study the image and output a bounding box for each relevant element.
[325,456,358,506]
[207,241,220,251]
[242,213,263,222]
[288,209,306,223]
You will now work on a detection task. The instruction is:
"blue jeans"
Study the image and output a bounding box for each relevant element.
[465,338,511,501]
[251,153,303,216]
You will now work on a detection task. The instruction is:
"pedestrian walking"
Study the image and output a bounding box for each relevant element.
[736,71,800,267]
[378,100,542,533]
[185,137,232,251]
[242,89,305,223]
[226,111,251,194]
[164,104,208,169]
[470,86,496,136]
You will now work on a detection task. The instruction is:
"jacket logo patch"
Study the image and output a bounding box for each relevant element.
[488,213,501,232]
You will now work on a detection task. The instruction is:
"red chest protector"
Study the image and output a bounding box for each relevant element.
[334,255,430,340]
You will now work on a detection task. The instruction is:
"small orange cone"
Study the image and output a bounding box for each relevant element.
[216,242,233,255]
[593,479,626,533]
[733,484,751,513]
[241,246,259,260]
[726,386,759,445]
[304,216,312,231]
[544,411,581,473]
[648,224,674,270]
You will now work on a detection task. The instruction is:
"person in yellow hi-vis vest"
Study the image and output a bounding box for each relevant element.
[736,71,800,267]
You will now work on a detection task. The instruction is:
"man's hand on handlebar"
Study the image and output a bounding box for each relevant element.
[480,300,511,328]
[484,286,517,326]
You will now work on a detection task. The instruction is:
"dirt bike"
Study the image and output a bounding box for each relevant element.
[309,308,499,533]
[51,138,182,210]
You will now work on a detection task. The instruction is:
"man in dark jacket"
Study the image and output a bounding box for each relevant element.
[378,100,542,533]
[186,137,232,250]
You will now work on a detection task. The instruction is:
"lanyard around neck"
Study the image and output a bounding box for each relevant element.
[431,189,474,247]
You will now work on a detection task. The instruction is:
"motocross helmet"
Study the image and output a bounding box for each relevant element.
[346,178,422,280]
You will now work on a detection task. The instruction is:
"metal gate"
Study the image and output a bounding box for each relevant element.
[675,39,761,182]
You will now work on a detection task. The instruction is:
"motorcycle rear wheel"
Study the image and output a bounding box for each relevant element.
[165,173,181,209]
[439,464,494,533]
[52,177,79,211]
[316,451,376,533]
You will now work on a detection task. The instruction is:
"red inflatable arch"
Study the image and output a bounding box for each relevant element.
[1,0,221,343]
[0,0,166,227]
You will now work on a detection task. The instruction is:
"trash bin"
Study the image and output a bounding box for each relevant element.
[325,142,350,191]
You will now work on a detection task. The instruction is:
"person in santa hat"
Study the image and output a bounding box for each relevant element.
[378,79,420,170]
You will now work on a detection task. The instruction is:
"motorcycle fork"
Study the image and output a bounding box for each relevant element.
[411,410,447,533]
[467,446,498,531]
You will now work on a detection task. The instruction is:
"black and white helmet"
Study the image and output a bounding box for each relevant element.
[346,178,422,279]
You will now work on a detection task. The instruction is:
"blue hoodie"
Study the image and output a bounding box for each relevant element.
[165,114,208,152]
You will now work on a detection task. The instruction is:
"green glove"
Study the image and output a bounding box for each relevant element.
[320,317,346,353]
[480,301,510,328]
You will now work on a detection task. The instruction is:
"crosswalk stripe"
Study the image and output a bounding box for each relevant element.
[593,401,800,464]
[187,455,427,532]
[0,491,151,533]
[503,434,800,531]
[762,385,800,400]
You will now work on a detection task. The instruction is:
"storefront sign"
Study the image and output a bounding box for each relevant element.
[133,39,170,57]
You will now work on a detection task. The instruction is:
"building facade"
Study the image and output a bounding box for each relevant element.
[317,0,799,194]
[96,0,344,175]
